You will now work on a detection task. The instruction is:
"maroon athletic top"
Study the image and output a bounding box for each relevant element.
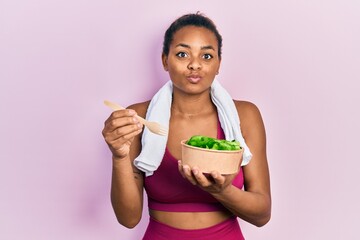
[144,121,244,212]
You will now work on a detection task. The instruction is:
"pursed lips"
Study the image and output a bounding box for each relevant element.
[186,74,202,83]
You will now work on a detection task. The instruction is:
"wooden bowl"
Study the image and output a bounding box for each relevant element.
[181,140,243,174]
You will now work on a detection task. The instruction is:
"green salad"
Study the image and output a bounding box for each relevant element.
[186,135,242,151]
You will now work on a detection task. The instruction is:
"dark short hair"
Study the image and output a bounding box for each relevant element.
[162,12,223,59]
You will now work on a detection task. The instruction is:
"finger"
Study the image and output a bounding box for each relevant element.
[104,121,143,142]
[210,171,226,185]
[178,160,186,179]
[109,127,143,149]
[110,121,142,138]
[111,109,137,119]
[104,114,140,133]
[191,167,211,187]
[104,108,137,130]
[104,109,135,128]
[182,165,198,185]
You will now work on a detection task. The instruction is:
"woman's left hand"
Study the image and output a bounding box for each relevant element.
[178,161,238,194]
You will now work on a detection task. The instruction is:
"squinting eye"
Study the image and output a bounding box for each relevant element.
[176,52,188,58]
[203,54,213,60]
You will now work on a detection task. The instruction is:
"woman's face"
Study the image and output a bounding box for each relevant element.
[162,26,221,95]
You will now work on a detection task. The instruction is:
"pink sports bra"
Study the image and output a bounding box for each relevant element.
[144,121,244,212]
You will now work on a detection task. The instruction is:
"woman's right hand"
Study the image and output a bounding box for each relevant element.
[102,109,143,160]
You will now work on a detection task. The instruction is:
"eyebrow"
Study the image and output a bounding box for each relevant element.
[175,43,215,51]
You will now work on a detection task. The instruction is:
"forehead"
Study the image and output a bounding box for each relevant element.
[171,26,218,49]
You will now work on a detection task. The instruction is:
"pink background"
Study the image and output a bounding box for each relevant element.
[1,0,359,239]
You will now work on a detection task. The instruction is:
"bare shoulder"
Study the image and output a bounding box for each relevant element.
[233,100,262,120]
[233,100,265,138]
[127,101,151,118]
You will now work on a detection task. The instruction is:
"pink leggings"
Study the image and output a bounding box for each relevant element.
[142,216,244,240]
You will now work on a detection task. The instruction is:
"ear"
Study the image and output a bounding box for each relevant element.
[162,54,169,71]
[216,58,221,75]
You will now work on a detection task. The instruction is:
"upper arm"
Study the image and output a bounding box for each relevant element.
[235,101,270,197]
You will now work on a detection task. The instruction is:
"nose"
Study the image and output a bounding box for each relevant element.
[187,58,202,70]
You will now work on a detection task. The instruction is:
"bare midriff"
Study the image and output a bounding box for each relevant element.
[149,209,234,229]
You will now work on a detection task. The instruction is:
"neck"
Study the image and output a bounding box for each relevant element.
[171,91,216,117]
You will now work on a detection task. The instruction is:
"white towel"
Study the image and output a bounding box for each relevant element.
[134,79,252,177]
